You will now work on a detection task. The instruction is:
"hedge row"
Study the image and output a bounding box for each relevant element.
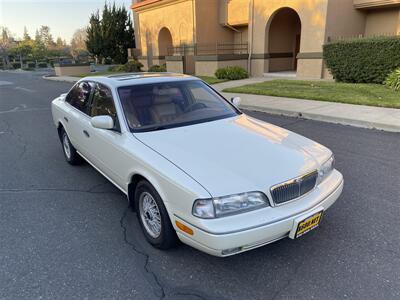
[215,66,248,80]
[323,36,400,84]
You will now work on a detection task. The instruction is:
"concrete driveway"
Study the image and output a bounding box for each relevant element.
[0,70,399,299]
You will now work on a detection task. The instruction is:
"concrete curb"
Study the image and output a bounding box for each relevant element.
[240,104,400,133]
[42,75,78,83]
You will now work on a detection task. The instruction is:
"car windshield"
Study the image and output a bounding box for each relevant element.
[117,80,240,132]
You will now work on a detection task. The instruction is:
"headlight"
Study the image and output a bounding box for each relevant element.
[317,155,335,184]
[192,192,269,219]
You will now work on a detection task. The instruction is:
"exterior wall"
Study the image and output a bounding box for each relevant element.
[54,64,90,76]
[364,8,400,36]
[132,0,400,79]
[195,57,248,76]
[195,61,219,76]
[226,0,250,25]
[233,26,249,44]
[195,0,234,45]
[151,57,166,66]
[166,56,184,73]
[138,57,149,70]
[134,0,195,59]
[325,0,366,40]
[296,59,324,79]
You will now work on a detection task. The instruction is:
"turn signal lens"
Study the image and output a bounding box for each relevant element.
[175,220,194,235]
[192,199,215,218]
[317,155,335,185]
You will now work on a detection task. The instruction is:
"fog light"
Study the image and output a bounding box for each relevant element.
[221,247,242,256]
[175,220,194,235]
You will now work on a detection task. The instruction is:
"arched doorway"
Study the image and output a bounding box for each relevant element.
[266,7,301,72]
[158,27,173,57]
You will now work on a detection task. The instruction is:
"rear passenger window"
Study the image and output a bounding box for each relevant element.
[66,82,92,114]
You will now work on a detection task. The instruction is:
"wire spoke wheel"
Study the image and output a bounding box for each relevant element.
[63,134,71,159]
[139,192,162,238]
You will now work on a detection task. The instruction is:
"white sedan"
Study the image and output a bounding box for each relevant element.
[51,73,343,257]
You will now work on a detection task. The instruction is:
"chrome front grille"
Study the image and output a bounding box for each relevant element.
[270,171,318,205]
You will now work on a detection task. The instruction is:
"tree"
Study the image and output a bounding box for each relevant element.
[37,25,54,47]
[10,40,34,66]
[70,28,88,60]
[23,26,31,41]
[35,29,40,43]
[0,27,14,49]
[86,10,103,63]
[56,37,64,48]
[0,27,15,68]
[112,4,135,64]
[86,3,135,64]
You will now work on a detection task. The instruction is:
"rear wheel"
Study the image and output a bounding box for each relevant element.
[135,180,178,249]
[60,128,82,165]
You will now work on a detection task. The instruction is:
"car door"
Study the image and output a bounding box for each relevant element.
[85,82,128,189]
[64,81,93,158]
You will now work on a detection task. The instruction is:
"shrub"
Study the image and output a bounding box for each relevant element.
[37,62,48,68]
[148,64,167,72]
[104,57,113,65]
[113,60,143,72]
[323,36,400,84]
[385,68,400,91]
[215,66,248,80]
[11,62,21,69]
[27,62,36,68]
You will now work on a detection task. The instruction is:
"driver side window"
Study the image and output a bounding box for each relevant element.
[90,83,119,130]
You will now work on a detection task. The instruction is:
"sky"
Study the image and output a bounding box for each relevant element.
[0,0,133,42]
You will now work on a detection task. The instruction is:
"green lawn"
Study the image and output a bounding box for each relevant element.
[76,72,226,85]
[195,76,228,84]
[223,79,400,109]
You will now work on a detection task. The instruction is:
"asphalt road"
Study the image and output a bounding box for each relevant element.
[0,70,399,300]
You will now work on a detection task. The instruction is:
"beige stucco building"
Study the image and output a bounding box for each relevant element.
[131,0,400,79]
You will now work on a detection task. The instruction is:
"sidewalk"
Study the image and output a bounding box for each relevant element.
[213,79,400,133]
[44,75,400,132]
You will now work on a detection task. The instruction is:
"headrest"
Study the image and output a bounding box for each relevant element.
[129,88,153,108]
[153,95,173,105]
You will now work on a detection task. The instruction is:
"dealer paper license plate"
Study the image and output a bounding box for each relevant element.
[295,211,323,238]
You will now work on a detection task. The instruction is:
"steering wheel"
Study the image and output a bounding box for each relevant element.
[184,102,207,112]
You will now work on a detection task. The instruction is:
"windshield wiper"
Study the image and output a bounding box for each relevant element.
[140,125,171,132]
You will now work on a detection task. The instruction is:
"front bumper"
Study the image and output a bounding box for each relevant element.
[175,170,343,257]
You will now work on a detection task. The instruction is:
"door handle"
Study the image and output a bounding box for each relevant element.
[83,130,90,138]
[64,116,69,123]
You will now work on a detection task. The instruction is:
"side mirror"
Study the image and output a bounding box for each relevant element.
[91,115,114,130]
[231,96,241,107]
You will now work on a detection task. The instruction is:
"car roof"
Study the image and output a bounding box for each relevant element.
[81,72,199,88]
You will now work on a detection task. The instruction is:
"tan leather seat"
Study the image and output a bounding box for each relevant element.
[150,94,182,123]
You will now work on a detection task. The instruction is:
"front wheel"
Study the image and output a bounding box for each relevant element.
[60,128,82,165]
[135,180,178,249]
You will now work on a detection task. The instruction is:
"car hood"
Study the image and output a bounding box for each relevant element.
[135,115,332,197]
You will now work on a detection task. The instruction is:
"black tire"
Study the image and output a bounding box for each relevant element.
[134,180,178,250]
[60,128,82,165]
